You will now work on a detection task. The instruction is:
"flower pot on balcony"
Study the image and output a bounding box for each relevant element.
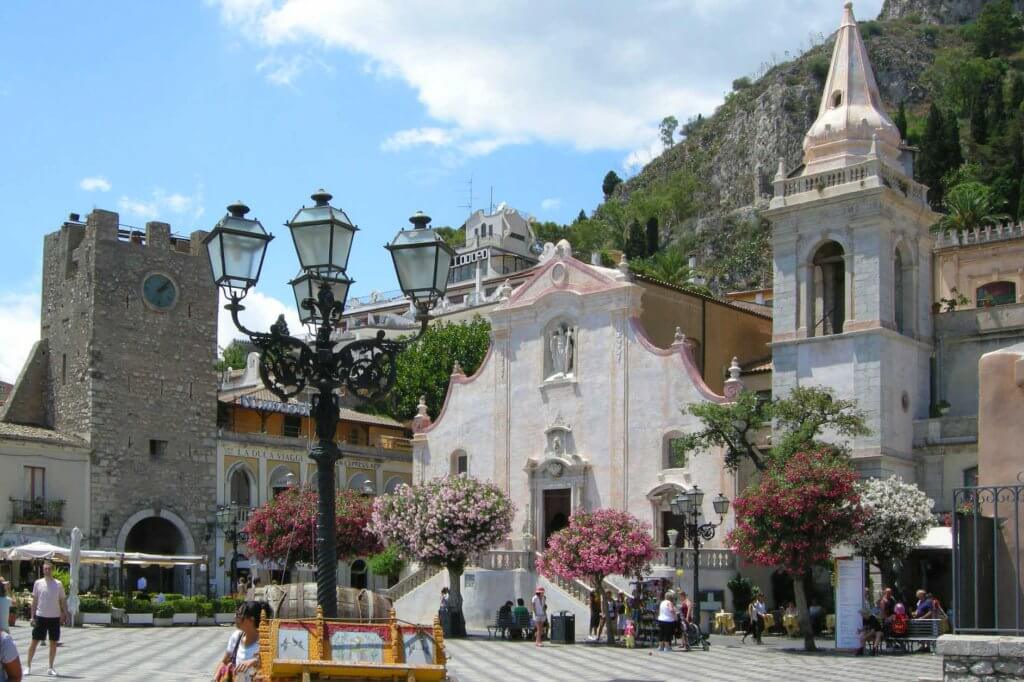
[126,613,153,626]
[82,612,112,625]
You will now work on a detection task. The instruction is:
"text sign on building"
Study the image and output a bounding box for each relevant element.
[452,249,490,267]
[222,443,305,463]
[835,555,865,650]
[346,460,375,470]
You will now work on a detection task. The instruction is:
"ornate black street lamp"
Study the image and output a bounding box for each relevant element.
[215,504,249,596]
[670,486,730,628]
[205,191,453,617]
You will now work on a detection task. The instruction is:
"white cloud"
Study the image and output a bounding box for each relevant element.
[381,127,456,152]
[79,176,111,192]
[212,0,885,156]
[218,289,304,355]
[119,186,205,222]
[0,291,41,384]
[257,54,311,86]
[540,198,561,212]
[381,127,518,164]
[623,137,666,174]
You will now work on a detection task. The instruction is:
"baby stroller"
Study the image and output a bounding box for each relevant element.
[683,619,711,651]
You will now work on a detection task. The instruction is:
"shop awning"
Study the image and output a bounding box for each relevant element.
[917,526,952,550]
[0,542,206,566]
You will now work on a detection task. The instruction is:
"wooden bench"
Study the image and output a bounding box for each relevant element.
[486,610,514,639]
[885,618,941,652]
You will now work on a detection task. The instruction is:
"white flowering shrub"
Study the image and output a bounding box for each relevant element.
[852,476,934,569]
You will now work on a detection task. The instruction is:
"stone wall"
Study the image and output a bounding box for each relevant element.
[38,209,219,584]
[937,635,1024,680]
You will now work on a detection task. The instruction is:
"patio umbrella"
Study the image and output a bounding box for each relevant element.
[68,528,82,623]
[0,541,68,561]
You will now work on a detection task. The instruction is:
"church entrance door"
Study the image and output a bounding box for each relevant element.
[542,488,571,546]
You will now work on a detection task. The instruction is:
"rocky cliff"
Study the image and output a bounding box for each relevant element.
[879,0,1020,24]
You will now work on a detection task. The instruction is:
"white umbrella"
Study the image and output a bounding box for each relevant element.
[68,528,82,624]
[1,541,68,561]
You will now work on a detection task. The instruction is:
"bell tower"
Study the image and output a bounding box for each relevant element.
[764,3,937,478]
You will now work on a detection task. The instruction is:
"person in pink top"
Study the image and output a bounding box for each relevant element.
[25,561,67,678]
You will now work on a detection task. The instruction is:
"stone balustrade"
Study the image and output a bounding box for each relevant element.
[937,634,1024,680]
[773,158,928,207]
[934,222,1024,250]
[653,547,735,570]
[470,549,535,571]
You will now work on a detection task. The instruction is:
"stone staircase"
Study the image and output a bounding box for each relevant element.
[385,563,442,602]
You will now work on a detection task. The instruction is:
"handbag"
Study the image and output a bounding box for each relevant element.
[213,631,243,682]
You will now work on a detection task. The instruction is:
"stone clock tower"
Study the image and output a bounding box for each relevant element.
[764,3,937,480]
[36,208,218,591]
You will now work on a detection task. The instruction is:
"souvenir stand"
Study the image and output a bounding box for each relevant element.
[255,607,447,681]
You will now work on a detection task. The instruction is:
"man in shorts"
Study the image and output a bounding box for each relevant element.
[25,561,68,677]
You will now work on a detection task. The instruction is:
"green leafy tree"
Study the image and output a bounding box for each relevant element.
[894,101,908,141]
[433,225,465,249]
[971,96,989,144]
[624,219,647,260]
[678,386,869,472]
[367,544,407,583]
[630,249,692,287]
[659,116,679,149]
[602,170,623,198]
[575,209,587,224]
[385,317,492,420]
[215,340,250,371]
[963,0,1024,58]
[933,181,1009,234]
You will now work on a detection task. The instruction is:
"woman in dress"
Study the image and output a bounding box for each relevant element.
[220,601,273,682]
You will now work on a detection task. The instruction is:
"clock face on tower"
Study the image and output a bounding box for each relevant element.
[142,273,178,310]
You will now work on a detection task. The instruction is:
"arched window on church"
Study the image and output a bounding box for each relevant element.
[812,242,846,336]
[269,466,294,499]
[894,248,905,334]
[450,450,468,476]
[976,281,1017,307]
[228,465,254,507]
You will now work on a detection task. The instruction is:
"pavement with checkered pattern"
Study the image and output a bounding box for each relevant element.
[3,624,942,681]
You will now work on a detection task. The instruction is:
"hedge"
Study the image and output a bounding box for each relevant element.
[79,597,111,614]
[125,599,154,614]
[153,603,175,618]
[214,597,241,614]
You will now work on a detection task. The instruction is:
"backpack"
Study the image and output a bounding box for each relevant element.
[891,612,908,636]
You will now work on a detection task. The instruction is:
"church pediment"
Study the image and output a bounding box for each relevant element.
[498,239,632,310]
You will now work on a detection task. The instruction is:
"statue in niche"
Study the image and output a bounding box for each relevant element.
[548,324,575,378]
[552,435,563,455]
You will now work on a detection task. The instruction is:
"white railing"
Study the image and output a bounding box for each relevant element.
[385,563,442,602]
[653,547,735,570]
[775,158,928,207]
[934,222,1024,249]
[471,549,534,571]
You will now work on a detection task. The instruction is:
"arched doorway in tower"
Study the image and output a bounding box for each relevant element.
[125,516,187,594]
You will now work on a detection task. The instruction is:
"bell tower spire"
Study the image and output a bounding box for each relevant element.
[801,2,903,175]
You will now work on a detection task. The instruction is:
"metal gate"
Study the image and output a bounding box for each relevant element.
[952,484,1024,634]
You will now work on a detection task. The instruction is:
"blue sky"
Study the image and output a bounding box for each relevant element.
[0,0,884,381]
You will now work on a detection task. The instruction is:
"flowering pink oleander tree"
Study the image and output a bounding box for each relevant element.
[370,475,515,614]
[727,449,862,651]
[537,509,656,642]
[244,487,381,575]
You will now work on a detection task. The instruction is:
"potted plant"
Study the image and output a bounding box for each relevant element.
[171,597,198,625]
[936,400,951,416]
[125,598,154,626]
[79,596,112,625]
[153,602,175,627]
[197,600,215,626]
[214,597,240,625]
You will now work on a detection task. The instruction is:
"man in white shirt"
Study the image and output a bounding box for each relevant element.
[25,561,67,678]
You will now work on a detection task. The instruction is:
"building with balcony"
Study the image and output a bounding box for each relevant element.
[214,352,413,593]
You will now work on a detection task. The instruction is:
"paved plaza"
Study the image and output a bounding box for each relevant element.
[4,624,942,681]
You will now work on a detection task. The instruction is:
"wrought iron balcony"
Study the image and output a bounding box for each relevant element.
[10,498,65,526]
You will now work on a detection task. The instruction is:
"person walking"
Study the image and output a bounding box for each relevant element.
[656,590,677,653]
[217,601,272,682]
[25,561,68,677]
[603,591,618,643]
[1,629,22,682]
[678,591,693,651]
[0,581,11,635]
[588,591,601,640]
[530,587,547,647]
